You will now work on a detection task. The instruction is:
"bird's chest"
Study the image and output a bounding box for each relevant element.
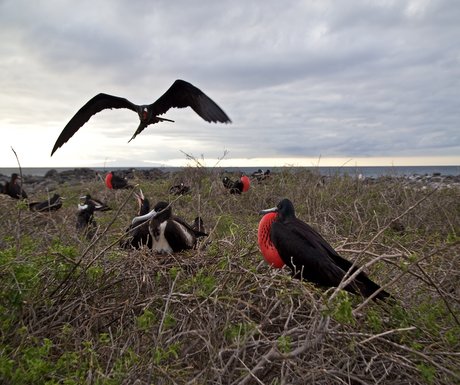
[151,221,173,254]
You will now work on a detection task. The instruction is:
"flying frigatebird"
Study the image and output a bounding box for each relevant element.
[51,79,231,155]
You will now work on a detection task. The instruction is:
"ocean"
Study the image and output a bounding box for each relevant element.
[1,165,459,178]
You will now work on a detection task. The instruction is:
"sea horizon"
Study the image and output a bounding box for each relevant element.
[1,165,459,178]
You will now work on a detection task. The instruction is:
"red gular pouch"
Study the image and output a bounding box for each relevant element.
[105,172,113,189]
[241,175,250,192]
[257,212,285,268]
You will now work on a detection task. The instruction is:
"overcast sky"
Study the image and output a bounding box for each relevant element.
[1,0,459,168]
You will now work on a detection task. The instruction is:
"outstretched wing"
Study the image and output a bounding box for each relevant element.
[150,79,231,123]
[51,93,138,155]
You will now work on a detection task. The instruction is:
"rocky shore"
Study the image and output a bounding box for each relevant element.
[0,168,169,195]
[359,172,460,190]
[1,168,459,197]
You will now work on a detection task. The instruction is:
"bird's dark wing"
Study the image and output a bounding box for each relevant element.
[110,175,131,189]
[165,219,196,252]
[276,219,390,299]
[90,198,111,211]
[149,80,231,123]
[51,93,139,155]
[271,220,347,288]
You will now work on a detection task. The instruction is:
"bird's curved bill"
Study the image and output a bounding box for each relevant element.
[132,208,157,224]
[259,206,278,215]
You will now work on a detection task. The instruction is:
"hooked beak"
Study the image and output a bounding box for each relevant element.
[132,208,158,224]
[259,206,278,215]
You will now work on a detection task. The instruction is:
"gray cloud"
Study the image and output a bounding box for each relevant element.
[1,0,459,165]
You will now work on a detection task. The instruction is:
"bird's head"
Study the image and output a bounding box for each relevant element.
[138,106,151,123]
[259,198,295,220]
[131,201,171,225]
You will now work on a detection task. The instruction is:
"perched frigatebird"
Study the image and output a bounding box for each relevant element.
[105,171,133,190]
[51,79,231,155]
[131,201,207,253]
[3,173,27,199]
[76,201,97,238]
[251,169,271,182]
[80,194,111,211]
[29,193,63,212]
[222,175,250,194]
[169,182,191,196]
[258,199,391,300]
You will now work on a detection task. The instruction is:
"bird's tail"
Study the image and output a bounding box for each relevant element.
[128,117,175,143]
[352,278,394,302]
[128,122,147,143]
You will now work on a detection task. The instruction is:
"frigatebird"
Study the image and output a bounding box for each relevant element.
[105,171,132,190]
[251,169,271,182]
[80,194,111,211]
[131,201,207,254]
[76,201,97,238]
[169,182,191,196]
[258,199,391,300]
[3,173,27,199]
[29,193,63,212]
[51,79,231,155]
[222,175,250,195]
[120,190,152,249]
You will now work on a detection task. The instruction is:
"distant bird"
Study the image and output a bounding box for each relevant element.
[51,79,231,155]
[120,190,152,249]
[76,201,97,238]
[105,171,133,190]
[258,199,391,300]
[29,193,63,212]
[80,194,111,211]
[169,182,191,196]
[131,201,207,253]
[222,175,250,194]
[3,173,27,199]
[251,169,271,182]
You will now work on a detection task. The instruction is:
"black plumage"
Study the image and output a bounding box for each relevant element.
[76,201,97,238]
[131,201,207,253]
[51,79,231,155]
[29,193,63,212]
[80,194,111,212]
[259,199,391,301]
[105,171,133,190]
[251,169,271,182]
[222,174,250,194]
[169,182,191,196]
[3,173,27,199]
